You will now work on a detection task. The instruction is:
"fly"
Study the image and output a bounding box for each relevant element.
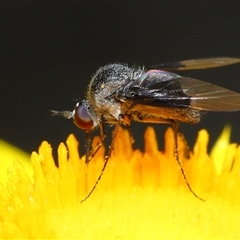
[51,57,240,203]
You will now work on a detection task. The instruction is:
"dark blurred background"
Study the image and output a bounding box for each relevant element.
[1,2,240,159]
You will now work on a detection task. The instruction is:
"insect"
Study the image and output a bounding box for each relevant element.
[52,57,240,203]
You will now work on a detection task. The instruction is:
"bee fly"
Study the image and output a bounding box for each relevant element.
[51,57,240,203]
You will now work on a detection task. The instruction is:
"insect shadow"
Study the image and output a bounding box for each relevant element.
[51,57,240,203]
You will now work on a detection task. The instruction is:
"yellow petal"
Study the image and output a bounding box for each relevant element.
[0,139,33,186]
[1,126,240,238]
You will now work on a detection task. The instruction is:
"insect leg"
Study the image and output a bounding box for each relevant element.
[172,121,205,202]
[133,115,204,201]
[80,116,123,203]
[85,131,91,164]
[85,122,106,164]
[84,122,106,200]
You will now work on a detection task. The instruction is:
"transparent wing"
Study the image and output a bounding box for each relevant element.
[180,77,240,111]
[121,70,240,112]
[148,57,240,71]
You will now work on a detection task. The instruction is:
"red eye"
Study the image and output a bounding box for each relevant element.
[73,103,93,131]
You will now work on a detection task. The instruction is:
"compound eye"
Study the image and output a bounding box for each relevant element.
[73,103,93,131]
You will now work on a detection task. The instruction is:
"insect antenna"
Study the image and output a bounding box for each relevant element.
[172,121,205,202]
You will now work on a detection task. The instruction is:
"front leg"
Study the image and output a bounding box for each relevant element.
[81,114,130,203]
[85,120,106,164]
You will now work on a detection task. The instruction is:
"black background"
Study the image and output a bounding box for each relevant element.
[1,2,240,159]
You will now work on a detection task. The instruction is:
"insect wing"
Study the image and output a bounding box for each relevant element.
[122,70,190,108]
[149,57,240,71]
[180,77,240,111]
[121,70,240,111]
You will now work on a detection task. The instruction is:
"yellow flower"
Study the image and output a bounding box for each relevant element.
[1,126,240,239]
